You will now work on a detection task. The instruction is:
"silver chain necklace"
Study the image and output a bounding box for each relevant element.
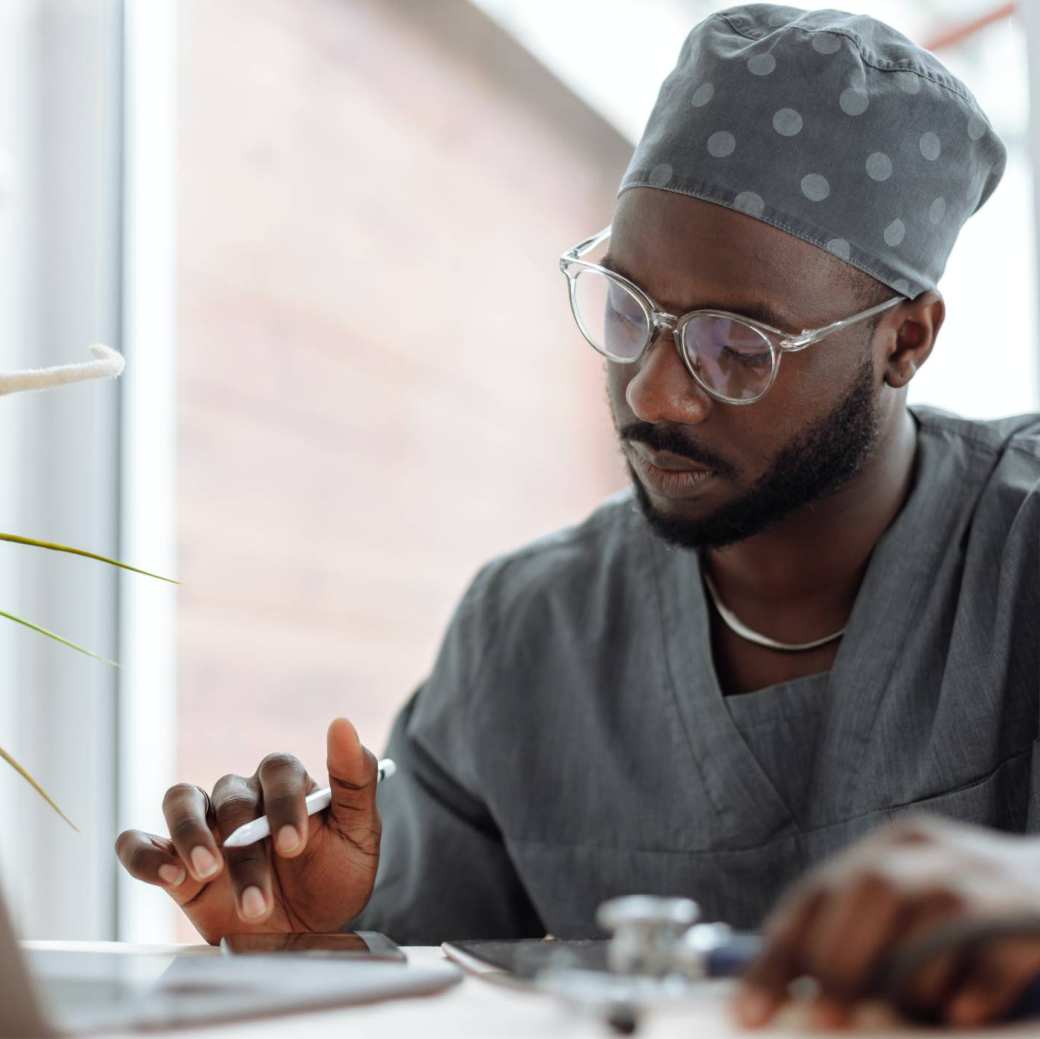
[701,569,846,653]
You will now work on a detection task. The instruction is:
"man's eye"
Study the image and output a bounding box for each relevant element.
[723,346,771,368]
[609,299,641,324]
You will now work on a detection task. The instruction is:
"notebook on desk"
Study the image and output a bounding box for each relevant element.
[0,887,459,1036]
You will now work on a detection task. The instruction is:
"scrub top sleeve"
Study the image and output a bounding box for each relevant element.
[348,559,544,944]
[347,685,544,944]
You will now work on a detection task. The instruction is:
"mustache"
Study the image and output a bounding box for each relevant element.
[619,422,736,477]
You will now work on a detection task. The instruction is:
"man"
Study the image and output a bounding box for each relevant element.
[117,4,1040,1028]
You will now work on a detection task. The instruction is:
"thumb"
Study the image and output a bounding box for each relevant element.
[325,718,379,844]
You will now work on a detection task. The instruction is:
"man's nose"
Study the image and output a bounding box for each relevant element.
[624,331,714,425]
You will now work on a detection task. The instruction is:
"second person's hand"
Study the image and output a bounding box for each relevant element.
[733,816,1040,1029]
[115,718,382,944]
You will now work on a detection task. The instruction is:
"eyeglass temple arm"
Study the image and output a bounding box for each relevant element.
[781,294,905,351]
[561,226,612,265]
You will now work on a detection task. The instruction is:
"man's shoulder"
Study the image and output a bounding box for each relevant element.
[912,405,1040,535]
[459,487,645,627]
[913,405,1040,465]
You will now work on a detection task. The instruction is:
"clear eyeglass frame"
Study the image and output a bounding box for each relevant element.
[559,225,907,406]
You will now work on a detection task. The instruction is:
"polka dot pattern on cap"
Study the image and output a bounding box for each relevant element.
[801,173,830,201]
[734,191,766,217]
[748,53,777,75]
[866,152,893,181]
[826,238,851,260]
[619,4,1007,299]
[919,132,942,161]
[811,33,842,54]
[648,163,673,187]
[896,71,922,95]
[884,218,906,247]
[773,108,803,136]
[839,86,869,116]
[707,131,736,157]
[691,82,715,107]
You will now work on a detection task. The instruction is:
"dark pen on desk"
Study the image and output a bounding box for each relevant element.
[221,758,396,849]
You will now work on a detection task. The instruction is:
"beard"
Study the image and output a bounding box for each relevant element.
[623,354,881,549]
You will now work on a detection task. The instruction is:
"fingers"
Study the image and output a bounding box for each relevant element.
[806,995,853,1030]
[734,872,965,1029]
[881,893,967,1020]
[325,718,380,855]
[211,773,274,924]
[734,886,825,1027]
[732,817,1040,1029]
[114,829,210,906]
[116,829,187,888]
[255,752,312,858]
[123,726,378,938]
[946,939,1040,1027]
[802,872,906,1001]
[161,783,224,883]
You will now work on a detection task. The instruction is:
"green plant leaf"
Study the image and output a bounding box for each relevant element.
[0,609,118,667]
[0,532,176,584]
[0,530,169,830]
[0,744,77,830]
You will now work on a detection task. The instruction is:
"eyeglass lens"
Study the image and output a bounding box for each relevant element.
[570,268,776,402]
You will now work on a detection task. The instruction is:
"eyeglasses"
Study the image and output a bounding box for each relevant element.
[559,226,905,406]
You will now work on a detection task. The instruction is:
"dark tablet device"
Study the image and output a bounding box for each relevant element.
[220,931,405,962]
[443,934,763,981]
[442,938,608,978]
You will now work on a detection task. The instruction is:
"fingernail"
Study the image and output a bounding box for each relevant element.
[276,825,301,855]
[734,990,774,1027]
[240,885,267,920]
[190,846,219,879]
[158,863,186,887]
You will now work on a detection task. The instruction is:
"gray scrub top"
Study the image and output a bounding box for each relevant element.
[354,406,1040,945]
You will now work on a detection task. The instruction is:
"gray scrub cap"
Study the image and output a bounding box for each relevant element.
[618,4,1007,299]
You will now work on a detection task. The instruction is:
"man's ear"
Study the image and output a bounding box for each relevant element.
[883,290,944,388]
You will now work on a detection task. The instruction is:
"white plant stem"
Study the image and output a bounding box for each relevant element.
[0,344,124,396]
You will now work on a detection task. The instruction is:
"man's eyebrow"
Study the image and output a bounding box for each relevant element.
[599,253,798,332]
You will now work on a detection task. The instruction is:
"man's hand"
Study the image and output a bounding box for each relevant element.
[115,718,381,944]
[733,816,1040,1029]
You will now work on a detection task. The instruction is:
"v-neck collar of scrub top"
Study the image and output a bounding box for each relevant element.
[646,410,962,845]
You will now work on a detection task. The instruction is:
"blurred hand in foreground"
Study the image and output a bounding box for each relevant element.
[734,815,1040,1029]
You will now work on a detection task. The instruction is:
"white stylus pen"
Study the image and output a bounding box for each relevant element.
[222,758,397,849]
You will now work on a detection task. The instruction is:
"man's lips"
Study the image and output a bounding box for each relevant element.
[628,442,714,473]
[626,441,719,501]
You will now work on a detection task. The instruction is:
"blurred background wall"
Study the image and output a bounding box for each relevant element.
[175,0,628,796]
[0,0,1034,943]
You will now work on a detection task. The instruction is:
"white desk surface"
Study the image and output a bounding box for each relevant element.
[24,941,1033,1038]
